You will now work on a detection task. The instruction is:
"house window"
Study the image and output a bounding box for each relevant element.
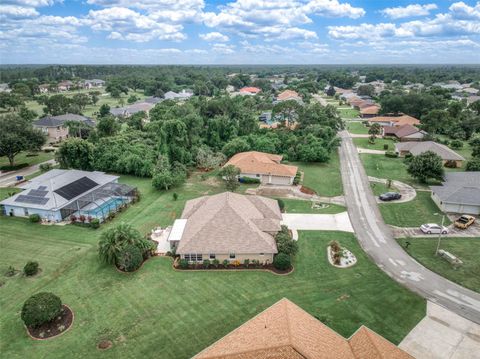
[256,174,260,177]
[185,254,202,262]
[24,208,29,216]
[229,253,236,259]
[209,254,216,259]
[260,253,264,256]
[196,254,203,262]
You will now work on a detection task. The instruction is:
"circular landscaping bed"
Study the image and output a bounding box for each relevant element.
[327,243,357,268]
[26,305,74,340]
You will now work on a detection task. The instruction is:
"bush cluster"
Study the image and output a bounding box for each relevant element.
[385,151,399,158]
[29,214,41,223]
[116,245,143,272]
[23,261,39,276]
[21,292,62,328]
[273,253,291,271]
[238,177,261,184]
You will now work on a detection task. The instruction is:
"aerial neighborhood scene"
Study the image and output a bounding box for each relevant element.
[1,0,480,358]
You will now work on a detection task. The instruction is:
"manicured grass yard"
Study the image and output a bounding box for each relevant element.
[338,108,359,119]
[292,150,343,197]
[0,210,425,358]
[353,137,395,151]
[379,191,451,227]
[346,121,368,134]
[398,237,480,293]
[0,151,54,168]
[280,198,346,214]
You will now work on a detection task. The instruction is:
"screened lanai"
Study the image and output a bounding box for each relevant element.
[60,182,137,221]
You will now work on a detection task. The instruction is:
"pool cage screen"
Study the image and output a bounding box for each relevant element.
[60,182,137,221]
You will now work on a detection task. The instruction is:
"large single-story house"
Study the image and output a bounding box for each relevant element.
[0,169,136,222]
[164,90,194,101]
[238,87,261,95]
[276,89,302,103]
[369,114,420,127]
[171,192,281,264]
[430,172,480,215]
[360,104,380,118]
[110,102,155,117]
[57,81,73,91]
[34,114,95,144]
[395,141,465,167]
[225,151,298,185]
[83,79,105,88]
[383,124,428,142]
[194,298,413,359]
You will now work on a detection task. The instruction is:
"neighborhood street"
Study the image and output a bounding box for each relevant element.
[0,160,56,188]
[338,130,480,324]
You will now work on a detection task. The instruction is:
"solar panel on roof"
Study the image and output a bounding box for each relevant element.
[54,176,98,200]
[14,195,49,205]
[28,189,48,197]
[38,186,47,190]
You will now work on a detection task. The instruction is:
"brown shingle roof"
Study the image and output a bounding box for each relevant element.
[194,298,413,359]
[360,105,380,115]
[225,151,298,177]
[277,90,301,101]
[369,115,420,126]
[176,192,281,255]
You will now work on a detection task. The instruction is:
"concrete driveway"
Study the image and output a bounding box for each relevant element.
[400,301,480,359]
[281,212,354,233]
[369,176,417,204]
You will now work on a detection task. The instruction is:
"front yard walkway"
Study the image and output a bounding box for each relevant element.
[400,301,480,359]
[281,212,354,234]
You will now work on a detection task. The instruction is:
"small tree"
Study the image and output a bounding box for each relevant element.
[466,158,480,171]
[326,86,336,97]
[220,165,240,192]
[368,123,381,143]
[407,151,444,183]
[275,226,298,256]
[23,261,39,276]
[21,292,62,328]
[273,253,291,271]
[116,245,143,272]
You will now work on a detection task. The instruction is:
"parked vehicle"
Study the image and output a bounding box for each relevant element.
[454,215,475,229]
[420,223,449,235]
[379,192,402,201]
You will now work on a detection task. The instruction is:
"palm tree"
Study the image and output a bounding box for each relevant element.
[98,222,146,264]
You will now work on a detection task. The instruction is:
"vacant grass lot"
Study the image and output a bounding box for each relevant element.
[280,198,346,214]
[353,138,395,151]
[346,121,368,134]
[0,151,54,168]
[379,191,451,227]
[292,150,343,197]
[398,237,480,293]
[0,215,425,358]
[338,108,359,119]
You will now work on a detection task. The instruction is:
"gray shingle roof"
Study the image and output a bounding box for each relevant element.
[395,141,465,161]
[177,192,281,255]
[430,172,480,205]
[35,114,95,127]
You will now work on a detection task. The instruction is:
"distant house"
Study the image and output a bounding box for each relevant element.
[239,87,261,95]
[57,81,73,91]
[360,104,380,118]
[194,298,413,359]
[368,114,420,127]
[467,96,480,105]
[171,192,281,264]
[84,79,105,89]
[258,111,272,123]
[276,89,302,102]
[0,83,11,93]
[430,172,480,215]
[383,124,427,142]
[225,151,298,186]
[164,89,194,101]
[395,141,465,167]
[34,114,95,144]
[39,84,50,93]
[110,101,156,117]
[1,169,137,222]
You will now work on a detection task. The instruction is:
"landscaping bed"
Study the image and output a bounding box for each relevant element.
[26,305,73,340]
[173,261,293,275]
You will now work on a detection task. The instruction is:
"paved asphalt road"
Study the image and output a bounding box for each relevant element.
[0,159,56,187]
[339,130,480,324]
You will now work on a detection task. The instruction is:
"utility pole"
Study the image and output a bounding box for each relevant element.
[435,215,445,256]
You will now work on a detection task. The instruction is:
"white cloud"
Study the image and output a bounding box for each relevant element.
[199,32,229,42]
[449,1,480,20]
[211,43,235,54]
[381,4,437,19]
[304,0,365,19]
[0,5,39,18]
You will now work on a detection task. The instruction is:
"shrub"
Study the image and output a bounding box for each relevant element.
[293,171,301,185]
[44,148,55,153]
[21,292,62,328]
[444,160,458,168]
[90,218,100,229]
[223,259,229,267]
[273,253,291,271]
[383,144,389,150]
[29,214,41,223]
[212,259,220,268]
[0,163,29,171]
[329,240,341,253]
[385,151,398,158]
[116,245,143,272]
[466,159,480,171]
[79,215,86,223]
[39,163,52,172]
[252,259,260,268]
[70,215,77,223]
[179,259,189,269]
[450,140,464,149]
[202,259,211,269]
[244,259,250,268]
[275,226,298,256]
[232,260,241,267]
[172,192,178,201]
[5,266,16,277]
[277,199,285,212]
[23,261,39,276]
[239,177,261,184]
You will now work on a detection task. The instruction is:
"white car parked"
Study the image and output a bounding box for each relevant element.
[420,223,449,234]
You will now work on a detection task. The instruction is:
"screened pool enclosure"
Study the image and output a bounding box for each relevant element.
[59,182,137,221]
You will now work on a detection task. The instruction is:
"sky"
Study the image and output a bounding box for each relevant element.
[0,0,479,64]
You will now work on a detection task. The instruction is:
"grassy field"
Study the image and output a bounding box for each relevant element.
[0,211,425,359]
[346,121,368,134]
[353,138,395,151]
[0,151,55,168]
[379,191,451,227]
[292,150,343,197]
[398,237,480,293]
[280,198,346,214]
[338,108,359,119]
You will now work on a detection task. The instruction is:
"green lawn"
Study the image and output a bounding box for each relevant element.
[0,151,54,168]
[353,138,395,151]
[379,191,451,227]
[0,212,425,358]
[398,237,480,293]
[280,198,346,214]
[292,150,343,197]
[346,121,368,134]
[338,108,359,119]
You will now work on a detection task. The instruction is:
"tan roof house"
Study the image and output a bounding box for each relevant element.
[172,192,281,264]
[225,151,298,186]
[395,141,465,167]
[369,115,420,127]
[277,89,302,102]
[383,124,427,142]
[360,105,380,118]
[194,298,413,359]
